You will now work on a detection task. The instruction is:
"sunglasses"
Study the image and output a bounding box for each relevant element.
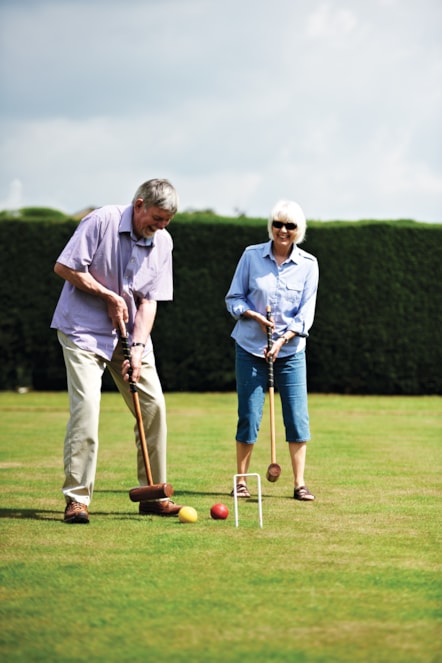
[272,220,297,230]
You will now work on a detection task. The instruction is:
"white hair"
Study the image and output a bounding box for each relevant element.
[267,200,307,243]
[132,178,179,214]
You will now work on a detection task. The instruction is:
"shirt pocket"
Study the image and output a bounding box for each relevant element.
[283,280,304,307]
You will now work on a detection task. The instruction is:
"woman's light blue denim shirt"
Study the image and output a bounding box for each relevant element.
[225,240,319,358]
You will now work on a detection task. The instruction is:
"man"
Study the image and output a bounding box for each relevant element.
[51,178,182,524]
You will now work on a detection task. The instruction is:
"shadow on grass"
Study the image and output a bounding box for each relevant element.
[0,488,282,520]
[0,508,64,521]
[0,508,142,521]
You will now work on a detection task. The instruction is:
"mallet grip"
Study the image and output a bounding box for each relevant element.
[119,321,136,394]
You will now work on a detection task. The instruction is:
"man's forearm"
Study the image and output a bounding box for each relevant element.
[132,300,157,344]
[54,262,117,303]
[54,262,128,328]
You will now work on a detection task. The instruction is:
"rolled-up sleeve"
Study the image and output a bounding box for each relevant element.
[225,251,252,319]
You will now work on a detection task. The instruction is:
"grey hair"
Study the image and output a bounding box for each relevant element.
[267,200,307,244]
[132,179,179,214]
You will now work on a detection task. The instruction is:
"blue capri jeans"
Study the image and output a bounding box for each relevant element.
[235,343,311,444]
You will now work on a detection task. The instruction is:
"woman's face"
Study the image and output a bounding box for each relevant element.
[271,219,297,251]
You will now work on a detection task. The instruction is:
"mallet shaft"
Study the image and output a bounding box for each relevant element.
[119,324,154,485]
[266,306,277,464]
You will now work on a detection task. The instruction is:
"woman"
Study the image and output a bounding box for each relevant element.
[225,200,319,501]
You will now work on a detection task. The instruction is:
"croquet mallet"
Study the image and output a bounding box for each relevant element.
[265,305,282,483]
[119,322,174,502]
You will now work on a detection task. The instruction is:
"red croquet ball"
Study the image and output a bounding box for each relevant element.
[210,503,229,520]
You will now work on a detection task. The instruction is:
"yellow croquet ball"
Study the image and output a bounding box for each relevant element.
[178,506,198,523]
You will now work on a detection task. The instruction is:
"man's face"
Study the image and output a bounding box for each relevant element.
[132,200,174,239]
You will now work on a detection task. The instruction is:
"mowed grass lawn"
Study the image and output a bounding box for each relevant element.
[0,391,440,663]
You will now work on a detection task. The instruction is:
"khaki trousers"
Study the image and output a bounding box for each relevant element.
[58,331,167,506]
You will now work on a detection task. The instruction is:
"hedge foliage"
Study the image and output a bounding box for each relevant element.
[0,210,440,394]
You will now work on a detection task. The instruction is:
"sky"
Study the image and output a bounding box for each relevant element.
[1,0,441,221]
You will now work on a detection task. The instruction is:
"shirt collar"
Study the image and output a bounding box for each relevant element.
[264,240,300,264]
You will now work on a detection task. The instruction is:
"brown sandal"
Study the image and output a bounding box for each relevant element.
[230,483,251,498]
[294,486,315,501]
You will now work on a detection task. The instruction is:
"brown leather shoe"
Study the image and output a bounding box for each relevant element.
[64,501,89,524]
[139,499,182,516]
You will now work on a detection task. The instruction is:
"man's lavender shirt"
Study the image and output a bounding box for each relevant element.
[51,204,173,360]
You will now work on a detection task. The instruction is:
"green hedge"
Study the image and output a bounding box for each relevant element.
[0,211,440,394]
